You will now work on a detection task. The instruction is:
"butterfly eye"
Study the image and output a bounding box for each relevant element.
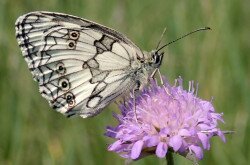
[69,31,79,40]
[154,54,160,64]
[56,62,66,74]
[59,78,70,91]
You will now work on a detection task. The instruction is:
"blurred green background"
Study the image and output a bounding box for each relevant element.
[0,0,249,164]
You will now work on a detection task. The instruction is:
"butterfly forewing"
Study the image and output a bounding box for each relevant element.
[15,11,145,118]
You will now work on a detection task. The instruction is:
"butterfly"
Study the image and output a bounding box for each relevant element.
[15,11,164,118]
[15,11,208,118]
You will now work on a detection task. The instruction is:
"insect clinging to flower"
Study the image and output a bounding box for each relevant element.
[15,11,209,118]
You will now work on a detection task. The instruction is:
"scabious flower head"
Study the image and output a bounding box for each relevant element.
[105,77,225,160]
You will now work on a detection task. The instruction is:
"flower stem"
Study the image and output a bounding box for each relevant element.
[166,152,174,165]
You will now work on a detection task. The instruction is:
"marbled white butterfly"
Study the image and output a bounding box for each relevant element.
[15,11,209,118]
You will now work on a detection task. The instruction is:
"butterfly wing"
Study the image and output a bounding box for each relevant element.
[15,11,144,118]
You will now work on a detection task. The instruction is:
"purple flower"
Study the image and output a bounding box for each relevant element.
[105,77,226,160]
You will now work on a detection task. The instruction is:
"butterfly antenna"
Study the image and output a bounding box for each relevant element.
[156,27,211,53]
[155,27,167,50]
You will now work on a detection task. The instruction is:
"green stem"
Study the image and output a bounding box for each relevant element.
[166,152,174,165]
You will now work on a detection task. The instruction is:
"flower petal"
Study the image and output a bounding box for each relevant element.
[131,140,144,159]
[156,142,168,158]
[179,129,191,137]
[211,113,224,123]
[108,140,123,151]
[217,130,226,142]
[144,135,159,147]
[197,133,209,149]
[198,123,213,130]
[105,126,116,138]
[160,127,170,135]
[189,145,203,160]
[169,135,182,151]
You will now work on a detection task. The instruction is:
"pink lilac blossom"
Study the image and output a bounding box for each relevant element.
[105,77,226,160]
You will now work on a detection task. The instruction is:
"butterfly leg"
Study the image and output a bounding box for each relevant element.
[150,68,158,79]
[154,68,172,96]
[157,69,168,92]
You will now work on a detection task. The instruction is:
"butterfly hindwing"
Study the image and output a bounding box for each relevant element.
[15,11,143,117]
